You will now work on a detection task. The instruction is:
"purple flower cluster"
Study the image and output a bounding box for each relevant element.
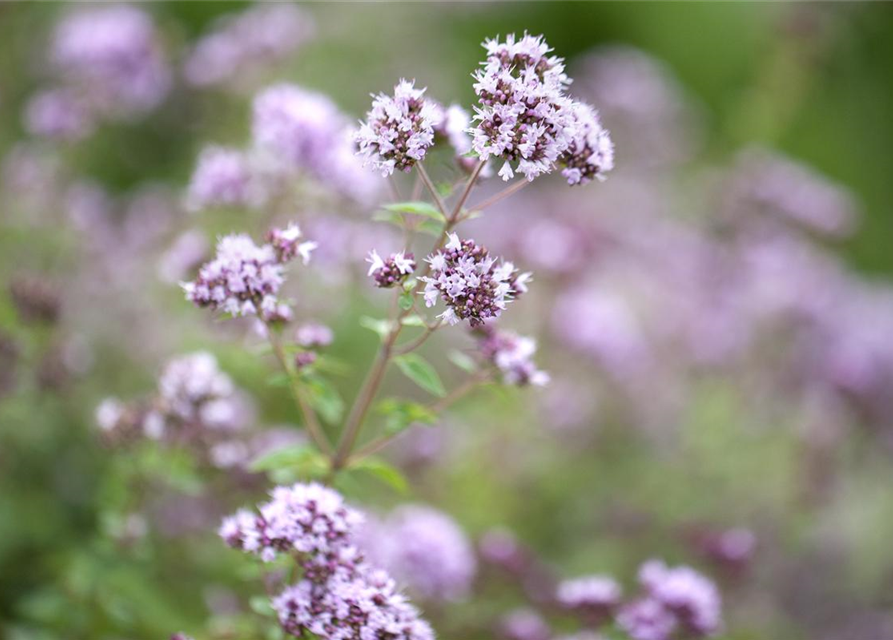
[422,233,530,327]
[475,326,549,386]
[186,146,259,211]
[49,6,171,120]
[471,34,572,182]
[560,102,615,186]
[354,79,441,176]
[358,505,477,602]
[619,560,722,640]
[24,88,94,141]
[182,225,312,320]
[267,223,317,265]
[366,250,416,288]
[184,5,314,89]
[220,483,434,640]
[95,351,250,447]
[471,33,614,184]
[556,575,622,622]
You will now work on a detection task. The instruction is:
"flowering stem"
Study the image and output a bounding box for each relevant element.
[331,161,487,473]
[345,372,492,466]
[450,160,486,219]
[265,323,333,455]
[393,319,442,356]
[416,162,449,219]
[465,177,530,216]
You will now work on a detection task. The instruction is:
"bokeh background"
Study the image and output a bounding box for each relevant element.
[2,3,893,640]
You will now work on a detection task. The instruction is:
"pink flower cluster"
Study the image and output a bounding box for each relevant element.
[182,224,313,321]
[422,233,531,327]
[471,33,613,184]
[220,483,434,640]
[366,250,416,288]
[354,80,442,176]
[475,326,549,386]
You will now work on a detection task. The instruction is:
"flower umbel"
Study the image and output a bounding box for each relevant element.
[354,79,441,177]
[422,233,530,327]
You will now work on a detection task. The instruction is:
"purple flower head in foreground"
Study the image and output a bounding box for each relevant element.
[476,326,549,386]
[187,146,259,211]
[184,4,314,89]
[267,222,317,265]
[471,33,574,182]
[222,483,434,640]
[422,233,530,327]
[359,505,477,602]
[183,230,309,320]
[560,101,615,185]
[274,565,435,640]
[219,482,362,568]
[24,88,94,141]
[367,250,416,288]
[638,560,722,637]
[556,574,622,622]
[51,5,171,118]
[354,79,441,176]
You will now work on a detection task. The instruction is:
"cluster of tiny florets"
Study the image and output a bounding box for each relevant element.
[366,250,416,288]
[95,352,246,446]
[182,226,310,320]
[471,33,574,182]
[221,483,434,640]
[556,575,622,622]
[422,233,530,327]
[354,79,441,177]
[274,565,435,640]
[475,326,549,386]
[187,146,258,211]
[619,560,722,640]
[267,222,317,265]
[560,101,615,186]
[219,482,362,568]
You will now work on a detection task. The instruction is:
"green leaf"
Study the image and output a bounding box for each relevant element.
[393,353,446,397]
[249,444,328,481]
[305,375,345,425]
[350,457,409,494]
[448,350,479,374]
[382,201,446,221]
[250,595,275,618]
[417,220,443,237]
[376,398,438,435]
[398,291,414,311]
[400,314,426,327]
[360,316,393,340]
[266,372,291,388]
[371,209,407,229]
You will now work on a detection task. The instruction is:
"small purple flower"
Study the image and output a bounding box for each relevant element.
[367,249,416,288]
[187,146,259,211]
[267,222,317,265]
[638,560,722,637]
[617,598,678,640]
[24,88,94,141]
[295,322,333,348]
[422,233,530,327]
[557,575,622,625]
[560,101,615,185]
[354,79,441,176]
[475,326,549,386]
[182,233,289,320]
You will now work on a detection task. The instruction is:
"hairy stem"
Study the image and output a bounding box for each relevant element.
[416,162,450,219]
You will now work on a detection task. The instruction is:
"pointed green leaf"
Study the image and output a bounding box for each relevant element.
[393,353,446,397]
[376,398,438,435]
[448,350,479,374]
[350,457,408,494]
[382,201,446,221]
